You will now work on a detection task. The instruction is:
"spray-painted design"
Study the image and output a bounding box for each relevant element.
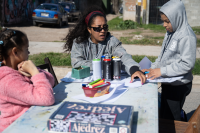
[2,0,58,24]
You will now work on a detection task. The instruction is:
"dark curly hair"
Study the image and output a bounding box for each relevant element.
[63,5,106,52]
[0,27,27,66]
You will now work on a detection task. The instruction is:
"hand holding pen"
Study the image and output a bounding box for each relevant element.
[130,71,147,85]
[141,68,161,80]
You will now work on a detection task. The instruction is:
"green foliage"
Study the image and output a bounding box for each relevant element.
[192,27,200,35]
[197,39,200,47]
[193,58,200,75]
[107,17,123,30]
[118,20,137,30]
[132,55,157,63]
[29,52,71,66]
[108,16,166,32]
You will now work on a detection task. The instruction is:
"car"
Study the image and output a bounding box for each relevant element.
[59,1,81,22]
[32,3,68,27]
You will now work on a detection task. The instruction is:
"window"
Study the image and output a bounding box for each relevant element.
[59,5,65,13]
[37,4,58,11]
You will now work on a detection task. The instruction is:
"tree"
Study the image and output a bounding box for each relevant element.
[111,0,121,14]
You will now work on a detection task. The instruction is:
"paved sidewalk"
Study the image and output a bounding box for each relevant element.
[30,41,200,58]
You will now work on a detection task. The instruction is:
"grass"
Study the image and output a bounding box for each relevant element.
[130,31,142,35]
[120,36,200,47]
[107,17,124,30]
[29,52,200,75]
[197,39,200,47]
[29,52,71,66]
[53,40,65,42]
[107,16,166,32]
[151,36,164,39]
[120,37,163,46]
[192,27,200,35]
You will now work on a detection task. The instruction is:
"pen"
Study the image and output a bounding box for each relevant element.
[82,84,87,87]
[144,71,149,74]
[88,78,101,85]
[91,79,105,86]
[89,82,106,88]
[94,83,109,88]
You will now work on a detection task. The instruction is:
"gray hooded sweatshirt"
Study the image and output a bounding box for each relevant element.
[151,0,197,85]
[71,33,140,75]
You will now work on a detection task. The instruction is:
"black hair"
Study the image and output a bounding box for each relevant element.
[63,5,106,52]
[160,12,164,15]
[0,27,28,66]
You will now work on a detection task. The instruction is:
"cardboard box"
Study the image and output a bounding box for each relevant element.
[47,102,133,133]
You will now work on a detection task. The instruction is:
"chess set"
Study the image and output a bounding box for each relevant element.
[47,102,133,133]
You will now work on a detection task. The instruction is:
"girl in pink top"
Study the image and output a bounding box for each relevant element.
[0,28,55,132]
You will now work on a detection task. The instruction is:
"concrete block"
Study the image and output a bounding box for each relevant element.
[191,3,200,7]
[191,16,197,20]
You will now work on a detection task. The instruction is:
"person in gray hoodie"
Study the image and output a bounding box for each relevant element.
[142,0,196,121]
[63,6,146,84]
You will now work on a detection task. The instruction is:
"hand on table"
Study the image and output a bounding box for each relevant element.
[18,60,39,77]
[142,68,161,80]
[130,71,146,85]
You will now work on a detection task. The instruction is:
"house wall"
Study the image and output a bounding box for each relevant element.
[182,0,200,27]
[1,0,58,25]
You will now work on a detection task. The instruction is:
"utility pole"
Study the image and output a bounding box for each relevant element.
[136,0,141,24]
[142,0,147,24]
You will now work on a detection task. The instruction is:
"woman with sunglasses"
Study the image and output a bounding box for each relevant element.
[64,6,146,84]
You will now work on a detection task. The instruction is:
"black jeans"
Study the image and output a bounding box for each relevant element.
[160,82,192,121]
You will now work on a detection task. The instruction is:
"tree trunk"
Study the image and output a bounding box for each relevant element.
[111,0,120,14]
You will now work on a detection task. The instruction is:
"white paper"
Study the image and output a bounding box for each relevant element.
[103,87,128,103]
[139,56,152,70]
[147,76,183,83]
[124,76,184,87]
[124,77,142,88]
[61,71,93,83]
[72,84,127,103]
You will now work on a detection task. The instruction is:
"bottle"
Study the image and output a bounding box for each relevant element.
[103,58,112,81]
[113,57,121,80]
[92,58,102,80]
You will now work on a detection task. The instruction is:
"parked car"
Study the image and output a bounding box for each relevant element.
[32,3,68,27]
[59,1,80,22]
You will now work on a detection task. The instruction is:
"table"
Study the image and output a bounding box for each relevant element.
[3,82,158,133]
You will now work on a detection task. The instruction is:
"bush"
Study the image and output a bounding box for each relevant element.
[118,20,137,29]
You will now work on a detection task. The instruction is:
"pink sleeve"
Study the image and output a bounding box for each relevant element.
[4,73,55,106]
[38,68,55,87]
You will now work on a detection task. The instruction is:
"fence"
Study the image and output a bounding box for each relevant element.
[149,0,169,24]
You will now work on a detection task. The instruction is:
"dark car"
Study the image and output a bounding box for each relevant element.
[32,3,68,27]
[59,1,80,22]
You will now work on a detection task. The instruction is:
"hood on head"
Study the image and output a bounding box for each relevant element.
[160,0,188,32]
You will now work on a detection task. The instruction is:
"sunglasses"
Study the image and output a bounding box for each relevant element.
[90,25,108,32]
